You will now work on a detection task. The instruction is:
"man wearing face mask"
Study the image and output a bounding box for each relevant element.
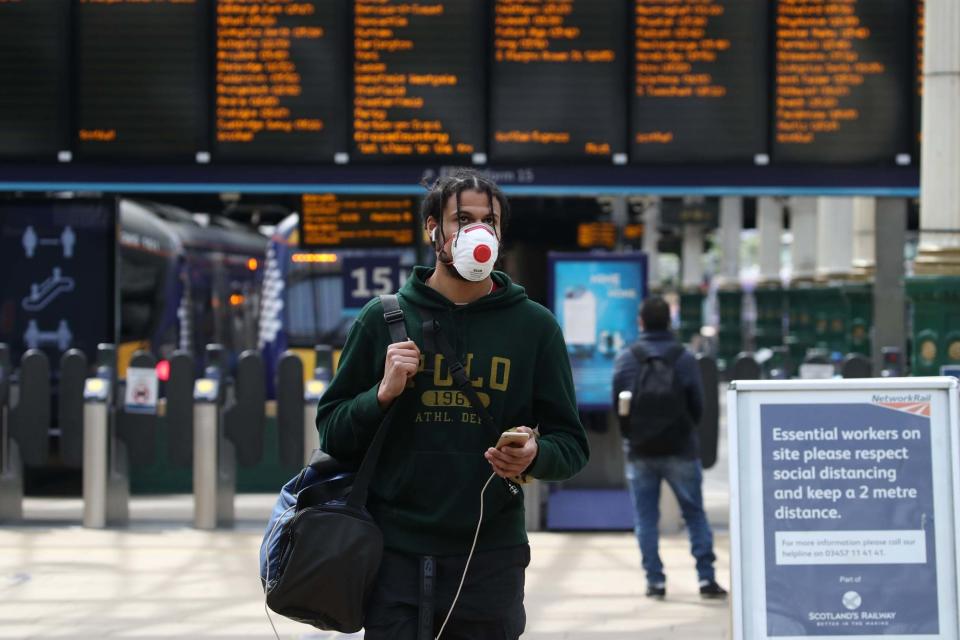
[316,170,589,639]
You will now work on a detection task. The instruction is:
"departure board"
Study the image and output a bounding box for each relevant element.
[491,0,627,162]
[631,0,768,163]
[914,0,923,148]
[0,0,69,159]
[214,0,348,162]
[773,0,912,164]
[300,194,416,248]
[351,0,485,160]
[77,0,207,160]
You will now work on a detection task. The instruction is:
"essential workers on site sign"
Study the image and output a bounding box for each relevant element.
[728,378,960,639]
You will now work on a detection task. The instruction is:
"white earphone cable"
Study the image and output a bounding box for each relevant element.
[435,471,496,640]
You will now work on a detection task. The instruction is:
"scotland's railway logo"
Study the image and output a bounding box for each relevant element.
[842,591,862,611]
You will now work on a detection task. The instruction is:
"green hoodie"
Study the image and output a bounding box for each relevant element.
[316,266,589,555]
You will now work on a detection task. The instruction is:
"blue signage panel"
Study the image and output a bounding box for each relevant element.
[761,401,938,636]
[0,198,116,363]
[341,254,403,311]
[548,252,647,410]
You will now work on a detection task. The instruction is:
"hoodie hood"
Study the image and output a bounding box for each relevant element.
[399,266,528,311]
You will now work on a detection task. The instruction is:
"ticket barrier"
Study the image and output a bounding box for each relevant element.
[766,346,792,380]
[80,345,160,528]
[0,346,50,522]
[697,355,720,469]
[840,353,872,378]
[730,352,763,381]
[277,346,332,468]
[193,345,265,529]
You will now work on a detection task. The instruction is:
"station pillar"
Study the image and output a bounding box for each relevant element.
[812,197,855,355]
[844,197,876,357]
[642,198,661,291]
[786,197,818,364]
[755,197,784,350]
[679,223,704,345]
[716,197,743,369]
[907,0,960,375]
[873,199,908,375]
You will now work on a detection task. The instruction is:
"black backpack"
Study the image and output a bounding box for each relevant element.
[621,343,694,455]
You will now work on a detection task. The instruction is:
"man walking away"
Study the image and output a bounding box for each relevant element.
[612,295,726,600]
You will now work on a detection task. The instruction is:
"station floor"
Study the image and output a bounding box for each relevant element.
[0,433,732,639]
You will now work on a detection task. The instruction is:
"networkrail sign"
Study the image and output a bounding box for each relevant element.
[727,378,960,639]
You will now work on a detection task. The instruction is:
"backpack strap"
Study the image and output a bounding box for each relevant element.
[662,343,686,366]
[417,307,501,443]
[380,294,408,344]
[629,343,649,363]
[345,294,409,509]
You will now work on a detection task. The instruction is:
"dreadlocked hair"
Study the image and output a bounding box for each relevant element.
[419,169,511,236]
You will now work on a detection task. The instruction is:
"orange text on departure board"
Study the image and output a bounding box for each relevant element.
[494,0,615,155]
[216,1,324,143]
[353,1,473,157]
[775,0,885,145]
[916,0,923,143]
[633,0,731,146]
[301,193,415,246]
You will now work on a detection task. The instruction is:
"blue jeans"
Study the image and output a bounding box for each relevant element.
[624,453,716,586]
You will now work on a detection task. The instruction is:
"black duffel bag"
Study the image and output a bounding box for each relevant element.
[260,294,408,632]
[261,435,391,631]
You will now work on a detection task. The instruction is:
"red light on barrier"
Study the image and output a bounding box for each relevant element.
[156,360,170,382]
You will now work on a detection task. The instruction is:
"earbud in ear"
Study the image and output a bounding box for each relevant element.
[430,226,437,243]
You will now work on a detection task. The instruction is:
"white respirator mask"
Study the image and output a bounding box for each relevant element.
[433,222,499,282]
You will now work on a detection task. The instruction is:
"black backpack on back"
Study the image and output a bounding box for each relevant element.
[621,343,694,455]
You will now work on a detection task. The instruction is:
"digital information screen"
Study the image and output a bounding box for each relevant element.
[0,199,116,364]
[214,0,348,162]
[77,0,207,160]
[915,0,924,150]
[0,0,69,159]
[299,194,416,248]
[351,0,485,160]
[491,0,627,162]
[631,0,768,164]
[773,0,912,165]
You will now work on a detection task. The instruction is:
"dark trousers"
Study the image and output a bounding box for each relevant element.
[364,545,529,640]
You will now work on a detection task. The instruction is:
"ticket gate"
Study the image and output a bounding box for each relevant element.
[79,345,160,528]
[277,346,332,468]
[697,355,720,469]
[193,345,265,529]
[0,346,50,522]
[840,353,873,378]
[730,352,763,381]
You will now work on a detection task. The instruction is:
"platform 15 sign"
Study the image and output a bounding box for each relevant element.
[342,255,403,310]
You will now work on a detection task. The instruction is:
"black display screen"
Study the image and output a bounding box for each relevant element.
[0,199,116,364]
[299,193,416,248]
[631,0,769,164]
[351,0,486,161]
[0,0,69,159]
[214,0,349,162]
[77,0,208,160]
[490,0,628,162]
[772,0,913,165]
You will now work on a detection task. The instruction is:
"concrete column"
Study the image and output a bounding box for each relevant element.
[719,197,742,285]
[917,0,960,271]
[643,199,660,286]
[873,199,907,372]
[816,197,854,280]
[757,197,783,284]
[681,224,704,289]
[852,197,877,276]
[789,197,818,281]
